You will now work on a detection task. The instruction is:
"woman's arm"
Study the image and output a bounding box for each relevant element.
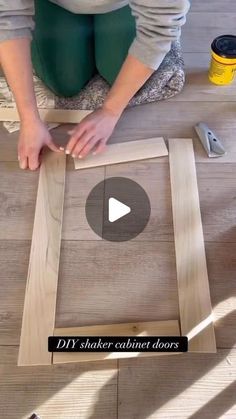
[0,1,59,170]
[66,0,190,159]
[0,38,60,170]
[103,54,153,116]
[129,0,190,71]
[0,38,39,123]
[66,54,153,158]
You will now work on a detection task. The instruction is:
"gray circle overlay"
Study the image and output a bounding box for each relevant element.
[85,177,151,242]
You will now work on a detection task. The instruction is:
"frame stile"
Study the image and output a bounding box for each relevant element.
[169,138,216,353]
[18,152,66,366]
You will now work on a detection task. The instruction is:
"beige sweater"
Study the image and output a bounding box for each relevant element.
[0,0,190,70]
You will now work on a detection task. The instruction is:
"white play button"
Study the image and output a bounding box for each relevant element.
[86,177,151,241]
[108,197,131,223]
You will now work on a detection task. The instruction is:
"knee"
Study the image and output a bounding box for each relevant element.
[51,81,83,98]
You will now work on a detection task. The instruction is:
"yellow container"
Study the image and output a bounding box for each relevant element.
[209,35,236,85]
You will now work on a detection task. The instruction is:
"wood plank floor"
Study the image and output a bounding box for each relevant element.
[0,0,236,417]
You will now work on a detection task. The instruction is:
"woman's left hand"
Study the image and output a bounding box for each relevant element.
[65,107,121,159]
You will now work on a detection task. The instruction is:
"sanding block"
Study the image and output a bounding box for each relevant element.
[195,122,226,158]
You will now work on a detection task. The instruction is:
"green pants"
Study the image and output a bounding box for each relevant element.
[31,0,136,97]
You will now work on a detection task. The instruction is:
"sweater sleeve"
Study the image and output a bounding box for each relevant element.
[128,0,190,70]
[0,0,34,43]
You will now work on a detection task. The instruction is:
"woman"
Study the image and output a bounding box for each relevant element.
[0,0,190,170]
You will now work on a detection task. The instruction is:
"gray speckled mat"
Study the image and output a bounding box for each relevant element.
[56,40,184,110]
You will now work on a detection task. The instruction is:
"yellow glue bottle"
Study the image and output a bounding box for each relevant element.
[209,35,236,85]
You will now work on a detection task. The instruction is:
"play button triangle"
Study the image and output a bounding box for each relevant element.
[108,197,131,223]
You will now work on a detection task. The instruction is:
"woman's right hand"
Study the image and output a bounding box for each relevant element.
[18,118,61,170]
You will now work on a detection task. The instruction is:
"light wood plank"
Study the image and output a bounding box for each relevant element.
[74,138,168,169]
[18,152,66,366]
[0,108,91,123]
[169,138,216,352]
[53,320,180,364]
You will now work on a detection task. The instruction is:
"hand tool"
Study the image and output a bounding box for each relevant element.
[195,122,226,158]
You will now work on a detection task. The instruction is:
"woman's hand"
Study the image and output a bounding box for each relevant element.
[66,107,121,159]
[18,119,60,170]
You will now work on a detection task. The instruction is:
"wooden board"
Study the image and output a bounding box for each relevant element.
[53,320,180,363]
[18,152,66,366]
[74,138,168,169]
[168,138,216,353]
[0,108,91,123]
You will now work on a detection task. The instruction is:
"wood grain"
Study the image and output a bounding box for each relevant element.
[0,347,118,419]
[53,320,180,363]
[1,161,236,243]
[118,348,236,419]
[56,241,179,329]
[0,240,235,349]
[108,102,236,163]
[169,138,216,352]
[190,0,234,12]
[0,161,105,241]
[62,162,105,240]
[74,138,168,169]
[105,161,174,242]
[197,163,236,243]
[18,152,66,366]
[0,162,38,240]
[182,12,236,53]
[0,108,91,123]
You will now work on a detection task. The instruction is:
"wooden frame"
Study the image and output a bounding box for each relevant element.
[18,137,216,366]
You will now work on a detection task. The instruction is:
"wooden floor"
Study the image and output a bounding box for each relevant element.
[0,0,236,418]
